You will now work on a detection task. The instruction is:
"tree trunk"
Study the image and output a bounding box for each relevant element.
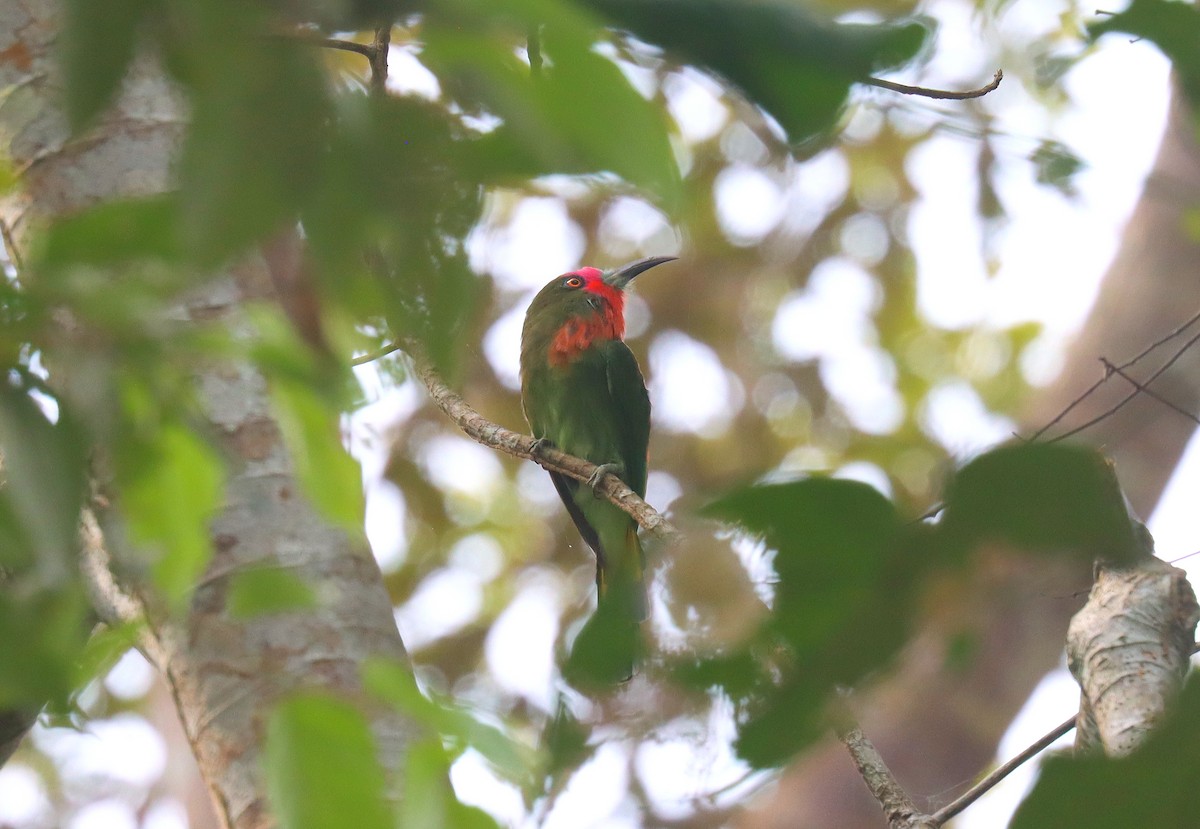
[739,85,1200,829]
[0,2,415,827]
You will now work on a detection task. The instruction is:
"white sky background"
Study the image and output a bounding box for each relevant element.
[0,1,1192,827]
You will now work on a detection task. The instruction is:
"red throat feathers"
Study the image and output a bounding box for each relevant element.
[547,267,627,367]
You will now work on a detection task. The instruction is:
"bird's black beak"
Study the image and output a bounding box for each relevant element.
[603,256,677,290]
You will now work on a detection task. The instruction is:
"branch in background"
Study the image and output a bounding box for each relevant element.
[1029,306,1200,441]
[865,69,1002,100]
[929,715,1075,825]
[408,351,682,544]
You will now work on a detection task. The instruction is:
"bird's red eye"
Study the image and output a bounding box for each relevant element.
[564,276,584,288]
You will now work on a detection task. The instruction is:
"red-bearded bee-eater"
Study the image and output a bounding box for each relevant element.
[520,257,674,642]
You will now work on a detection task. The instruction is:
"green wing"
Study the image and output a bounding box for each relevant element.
[601,340,651,498]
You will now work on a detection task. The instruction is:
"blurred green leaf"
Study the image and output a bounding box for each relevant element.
[265,692,393,829]
[403,738,502,829]
[1011,680,1200,829]
[303,95,485,374]
[227,568,317,618]
[270,376,364,529]
[0,583,91,709]
[116,380,223,606]
[163,0,329,260]
[61,0,160,131]
[938,443,1141,563]
[585,0,931,142]
[1090,0,1200,105]
[421,24,679,203]
[365,659,536,785]
[1030,140,1084,197]
[0,385,87,575]
[700,478,920,766]
[35,197,184,272]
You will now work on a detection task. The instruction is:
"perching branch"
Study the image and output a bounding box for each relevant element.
[865,70,1003,100]
[408,351,682,545]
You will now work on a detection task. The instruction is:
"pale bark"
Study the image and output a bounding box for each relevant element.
[1067,548,1199,756]
[740,85,1200,829]
[0,2,415,827]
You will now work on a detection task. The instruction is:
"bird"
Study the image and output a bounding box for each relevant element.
[519,256,674,640]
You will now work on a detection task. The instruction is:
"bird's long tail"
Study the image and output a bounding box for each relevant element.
[596,522,648,623]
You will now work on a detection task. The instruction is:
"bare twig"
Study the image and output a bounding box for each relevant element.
[408,351,681,543]
[302,35,375,58]
[1028,306,1200,441]
[865,70,1003,101]
[929,714,1075,825]
[1048,325,1200,443]
[352,341,402,366]
[1099,357,1200,426]
[835,713,936,829]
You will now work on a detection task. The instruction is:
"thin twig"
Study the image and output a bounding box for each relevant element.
[1100,358,1200,426]
[865,70,1003,101]
[353,341,402,366]
[929,714,1075,825]
[308,36,375,58]
[1049,325,1200,443]
[1028,306,1200,441]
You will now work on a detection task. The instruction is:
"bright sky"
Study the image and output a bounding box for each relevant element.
[0,1,1189,827]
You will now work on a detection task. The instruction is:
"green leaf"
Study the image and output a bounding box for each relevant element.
[938,443,1141,563]
[226,568,316,618]
[61,0,160,131]
[265,693,393,829]
[584,0,931,142]
[0,385,87,576]
[701,478,917,766]
[1011,680,1200,828]
[1030,140,1084,196]
[402,739,501,829]
[1090,0,1200,106]
[116,381,224,605]
[0,583,91,709]
[303,95,485,375]
[365,659,536,785]
[270,376,364,529]
[164,1,329,260]
[35,196,184,271]
[420,25,679,204]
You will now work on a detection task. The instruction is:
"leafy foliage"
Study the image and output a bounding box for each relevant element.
[264,693,394,829]
[1090,0,1200,106]
[8,0,1198,824]
[1011,680,1200,829]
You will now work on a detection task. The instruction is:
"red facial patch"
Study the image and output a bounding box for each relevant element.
[548,268,626,366]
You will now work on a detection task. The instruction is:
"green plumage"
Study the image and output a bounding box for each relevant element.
[519,261,670,629]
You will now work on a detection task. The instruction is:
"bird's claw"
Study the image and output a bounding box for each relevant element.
[530,437,553,456]
[587,462,623,495]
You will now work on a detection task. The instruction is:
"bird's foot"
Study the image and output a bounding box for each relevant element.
[587,462,624,494]
[530,437,554,456]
